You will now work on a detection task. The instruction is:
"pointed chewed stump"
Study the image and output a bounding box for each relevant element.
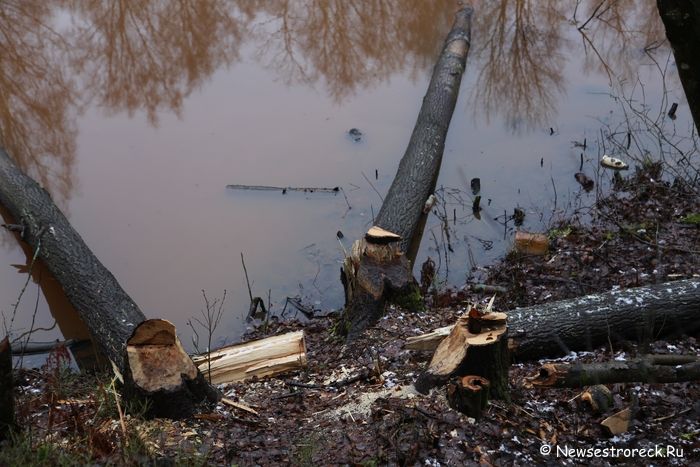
[447,375,490,420]
[415,311,510,401]
[340,227,419,338]
[122,320,219,419]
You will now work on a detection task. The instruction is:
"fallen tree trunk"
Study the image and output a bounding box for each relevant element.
[0,337,14,441]
[340,7,473,338]
[657,0,700,133]
[406,279,700,360]
[191,330,307,384]
[526,355,700,388]
[0,148,216,417]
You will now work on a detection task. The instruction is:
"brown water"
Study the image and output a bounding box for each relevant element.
[0,0,694,355]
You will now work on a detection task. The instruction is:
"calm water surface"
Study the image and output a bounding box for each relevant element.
[0,0,692,355]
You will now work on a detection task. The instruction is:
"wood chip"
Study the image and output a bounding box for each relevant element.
[220,397,259,416]
[601,407,631,435]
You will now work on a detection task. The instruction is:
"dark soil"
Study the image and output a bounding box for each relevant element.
[5,166,700,466]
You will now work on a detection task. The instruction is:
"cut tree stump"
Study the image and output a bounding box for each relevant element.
[0,147,217,417]
[191,330,307,384]
[446,375,490,420]
[122,320,220,419]
[340,6,474,338]
[526,355,700,388]
[405,279,700,360]
[415,311,510,400]
[0,337,14,440]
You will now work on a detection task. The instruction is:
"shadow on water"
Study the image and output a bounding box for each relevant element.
[0,0,692,350]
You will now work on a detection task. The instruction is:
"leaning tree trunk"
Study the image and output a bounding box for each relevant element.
[407,279,700,361]
[340,6,473,338]
[657,0,700,133]
[0,147,217,417]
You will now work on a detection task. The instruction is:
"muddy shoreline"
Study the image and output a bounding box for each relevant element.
[5,165,700,465]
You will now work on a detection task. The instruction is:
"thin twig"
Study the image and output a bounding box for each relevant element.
[241,252,253,303]
[362,171,384,202]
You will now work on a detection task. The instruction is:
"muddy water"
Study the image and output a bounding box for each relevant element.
[0,0,693,355]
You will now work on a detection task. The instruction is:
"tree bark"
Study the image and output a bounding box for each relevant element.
[0,148,216,417]
[340,6,473,338]
[406,279,700,360]
[0,337,14,440]
[509,279,700,360]
[446,375,490,420]
[527,355,700,388]
[657,0,700,133]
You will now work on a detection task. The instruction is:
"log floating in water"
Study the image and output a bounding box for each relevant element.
[340,7,474,338]
[192,331,307,384]
[226,184,340,193]
[10,339,86,356]
[526,355,700,388]
[405,279,700,361]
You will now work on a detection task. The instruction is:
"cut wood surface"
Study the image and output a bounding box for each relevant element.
[405,325,452,351]
[192,331,307,384]
[340,7,473,338]
[406,279,700,360]
[601,408,632,436]
[123,319,220,419]
[526,355,700,388]
[415,313,510,400]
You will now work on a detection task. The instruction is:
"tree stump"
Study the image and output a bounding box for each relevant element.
[415,312,510,401]
[340,7,474,338]
[122,320,219,419]
[340,232,419,338]
[447,375,490,420]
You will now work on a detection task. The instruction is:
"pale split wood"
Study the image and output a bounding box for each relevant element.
[193,330,307,384]
[220,397,259,416]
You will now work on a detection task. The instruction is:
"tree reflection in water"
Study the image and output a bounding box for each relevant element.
[0,0,672,203]
[63,0,245,124]
[0,0,77,204]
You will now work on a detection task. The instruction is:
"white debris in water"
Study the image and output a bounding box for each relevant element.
[667,344,678,351]
[614,352,627,361]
